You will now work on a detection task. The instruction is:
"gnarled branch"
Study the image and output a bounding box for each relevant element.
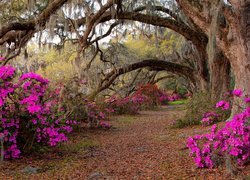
[88,59,197,99]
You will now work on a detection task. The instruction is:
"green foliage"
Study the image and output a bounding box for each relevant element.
[173,92,229,128]
[177,87,188,97]
[123,31,184,59]
[35,44,77,82]
[124,35,158,58]
[12,42,78,82]
[157,75,189,97]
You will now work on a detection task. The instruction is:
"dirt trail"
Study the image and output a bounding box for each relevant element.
[1,106,249,179]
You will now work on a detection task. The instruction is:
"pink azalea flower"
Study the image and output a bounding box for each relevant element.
[215,100,230,110]
[27,104,41,114]
[244,97,250,103]
[223,102,230,110]
[216,100,225,108]
[232,89,242,97]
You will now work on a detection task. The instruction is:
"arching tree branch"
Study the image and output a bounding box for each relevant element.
[88,59,198,99]
[0,0,67,39]
[76,11,207,45]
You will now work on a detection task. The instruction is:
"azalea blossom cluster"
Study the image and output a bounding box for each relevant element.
[0,64,74,159]
[135,84,182,104]
[0,65,20,158]
[158,93,181,104]
[201,111,220,126]
[187,89,250,168]
[99,121,112,129]
[167,94,181,102]
[104,84,183,115]
[84,100,112,128]
[105,94,149,115]
[135,84,167,106]
[0,65,15,106]
[215,100,230,110]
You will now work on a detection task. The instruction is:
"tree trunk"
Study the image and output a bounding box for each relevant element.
[194,74,209,92]
[225,45,250,113]
[177,0,249,115]
[210,52,231,101]
[194,42,210,92]
[222,2,250,114]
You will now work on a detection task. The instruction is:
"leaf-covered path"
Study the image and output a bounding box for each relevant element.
[1,106,249,179]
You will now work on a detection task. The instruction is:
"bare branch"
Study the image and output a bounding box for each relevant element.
[90,21,120,44]
[79,0,119,47]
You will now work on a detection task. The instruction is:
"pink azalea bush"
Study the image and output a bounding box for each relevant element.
[105,94,149,115]
[232,89,243,97]
[215,100,230,110]
[99,121,112,129]
[55,79,112,129]
[159,93,181,104]
[0,64,75,159]
[201,111,220,126]
[167,93,181,102]
[134,84,181,106]
[133,84,165,107]
[187,89,250,169]
[104,84,183,115]
[84,99,112,128]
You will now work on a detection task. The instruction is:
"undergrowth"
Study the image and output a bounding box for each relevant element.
[173,92,230,128]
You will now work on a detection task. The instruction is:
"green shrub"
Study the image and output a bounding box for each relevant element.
[173,92,230,128]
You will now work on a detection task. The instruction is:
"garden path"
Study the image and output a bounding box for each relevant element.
[1,105,249,179]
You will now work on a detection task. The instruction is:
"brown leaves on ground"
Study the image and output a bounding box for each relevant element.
[0,106,250,179]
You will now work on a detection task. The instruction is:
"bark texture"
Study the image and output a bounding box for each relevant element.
[210,51,231,101]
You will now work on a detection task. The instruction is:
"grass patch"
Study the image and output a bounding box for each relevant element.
[168,99,188,106]
[38,138,99,173]
[59,138,100,154]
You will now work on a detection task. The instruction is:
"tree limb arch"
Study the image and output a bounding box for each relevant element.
[88,59,198,99]
[0,0,68,39]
